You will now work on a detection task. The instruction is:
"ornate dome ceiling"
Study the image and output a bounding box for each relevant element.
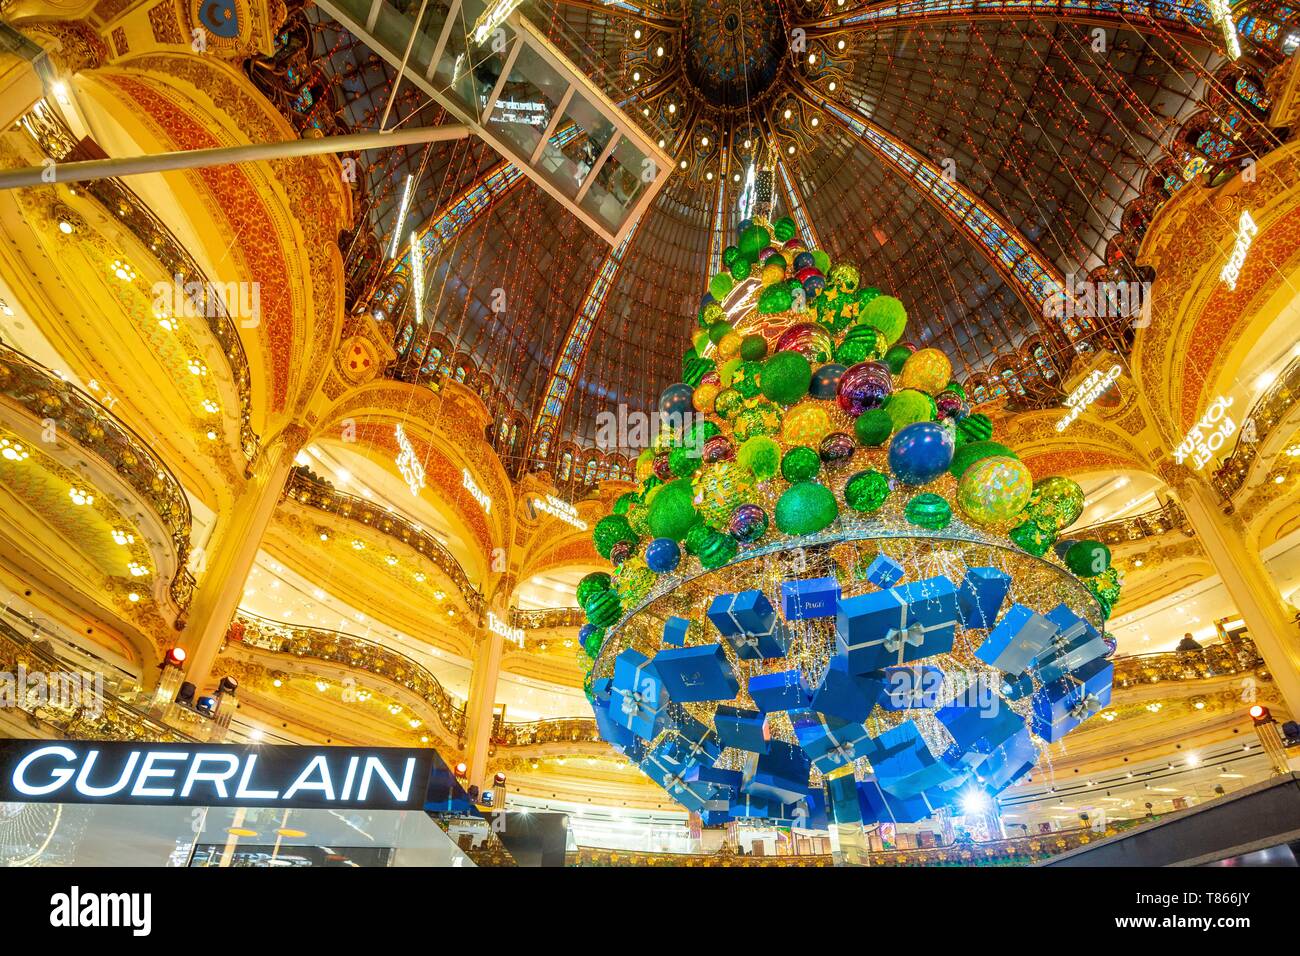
[274,0,1291,476]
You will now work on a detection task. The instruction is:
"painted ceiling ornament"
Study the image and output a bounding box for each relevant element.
[577,216,1119,830]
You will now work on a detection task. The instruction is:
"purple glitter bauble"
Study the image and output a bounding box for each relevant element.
[935,390,964,420]
[702,434,736,464]
[819,431,856,468]
[1102,634,1118,658]
[803,274,827,298]
[652,452,674,481]
[727,503,769,543]
[609,541,633,565]
[837,361,893,416]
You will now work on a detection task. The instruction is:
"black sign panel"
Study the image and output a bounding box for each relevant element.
[0,739,475,812]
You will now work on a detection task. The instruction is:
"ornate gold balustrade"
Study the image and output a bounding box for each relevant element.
[16,102,259,462]
[0,614,189,743]
[495,716,600,747]
[0,343,196,613]
[565,821,1140,867]
[1213,354,1300,500]
[509,607,585,630]
[230,611,469,739]
[1111,637,1263,689]
[1072,499,1192,546]
[283,469,483,614]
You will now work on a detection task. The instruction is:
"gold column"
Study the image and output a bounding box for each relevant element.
[464,616,504,792]
[1166,467,1300,717]
[179,426,304,690]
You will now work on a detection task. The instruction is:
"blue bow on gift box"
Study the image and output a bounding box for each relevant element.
[836,576,959,673]
[609,649,670,740]
[653,643,740,702]
[975,603,1059,676]
[1031,657,1114,742]
[1032,604,1108,683]
[791,709,874,774]
[707,591,789,660]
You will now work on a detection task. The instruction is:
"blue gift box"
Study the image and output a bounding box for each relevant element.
[748,669,809,713]
[641,740,712,812]
[792,710,874,774]
[807,654,884,722]
[1000,671,1034,701]
[879,664,945,710]
[610,649,670,740]
[781,576,842,621]
[972,724,1037,793]
[865,554,905,589]
[835,576,959,673]
[653,643,739,703]
[974,603,1058,676]
[671,714,724,765]
[1033,604,1107,683]
[726,620,791,662]
[859,776,939,824]
[591,696,638,753]
[701,807,733,827]
[741,740,812,804]
[957,566,1012,629]
[937,698,1026,766]
[708,589,776,636]
[787,788,829,831]
[662,616,690,647]
[826,774,866,825]
[684,764,743,794]
[731,793,784,819]
[1031,658,1114,742]
[870,720,964,799]
[714,705,770,753]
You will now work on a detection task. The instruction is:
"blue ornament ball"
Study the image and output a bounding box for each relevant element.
[700,292,715,308]
[793,251,815,271]
[738,217,753,235]
[578,623,597,643]
[810,363,847,399]
[888,421,955,485]
[1102,633,1118,658]
[644,537,682,573]
[802,274,827,298]
[1053,539,1078,562]
[659,383,695,418]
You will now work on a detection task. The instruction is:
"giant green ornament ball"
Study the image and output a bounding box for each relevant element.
[582,628,605,660]
[761,350,812,403]
[859,295,908,345]
[781,446,821,482]
[956,456,1034,525]
[668,445,700,477]
[626,503,651,538]
[956,412,993,446]
[828,263,860,294]
[697,530,739,570]
[739,224,771,259]
[613,557,656,605]
[584,589,622,627]
[722,245,741,268]
[612,492,636,515]
[1026,475,1086,533]
[884,388,935,431]
[855,407,894,446]
[758,283,794,314]
[700,302,725,328]
[1008,520,1055,557]
[732,402,781,441]
[812,250,832,273]
[883,343,914,375]
[1065,539,1112,577]
[773,216,797,242]
[836,323,883,365]
[714,387,745,420]
[576,571,612,608]
[905,492,953,530]
[949,440,1018,479]
[1086,566,1123,618]
[592,515,637,560]
[683,522,714,556]
[740,334,768,361]
[709,272,734,301]
[708,319,733,345]
[738,435,781,480]
[647,480,698,541]
[844,469,891,512]
[732,360,764,399]
[775,481,839,535]
[730,257,751,281]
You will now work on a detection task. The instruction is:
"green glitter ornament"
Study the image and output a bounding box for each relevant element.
[740,334,768,361]
[576,572,612,608]
[859,295,908,345]
[761,350,812,404]
[844,469,891,512]
[855,407,894,446]
[1085,566,1123,618]
[884,344,914,375]
[949,440,1017,479]
[714,387,746,420]
[683,522,714,556]
[668,445,700,477]
[722,246,740,268]
[1008,520,1055,557]
[730,257,751,281]
[758,283,794,314]
[612,492,636,515]
[836,323,883,364]
[1065,539,1112,577]
[592,515,637,560]
[626,503,650,538]
[781,446,821,482]
[957,413,993,445]
[884,388,935,431]
[739,224,771,259]
[773,216,797,242]
[682,351,714,388]
[905,492,952,530]
[738,435,781,480]
[584,589,622,627]
[709,272,734,301]
[582,628,606,660]
[647,479,698,541]
[708,319,733,345]
[732,360,764,399]
[733,402,782,442]
[775,481,839,535]
[812,250,831,273]
[697,530,739,570]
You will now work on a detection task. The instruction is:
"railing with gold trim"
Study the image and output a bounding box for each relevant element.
[1111,637,1263,689]
[0,343,196,614]
[16,101,260,462]
[509,607,585,630]
[282,469,483,614]
[231,611,469,739]
[1213,354,1300,500]
[1071,499,1192,546]
[494,716,600,747]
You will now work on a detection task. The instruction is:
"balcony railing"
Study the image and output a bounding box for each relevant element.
[283,469,483,613]
[1112,636,1263,689]
[231,611,469,739]
[0,613,190,743]
[17,102,259,463]
[1071,499,1192,546]
[0,344,196,614]
[509,607,585,630]
[1213,354,1300,500]
[494,716,599,747]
